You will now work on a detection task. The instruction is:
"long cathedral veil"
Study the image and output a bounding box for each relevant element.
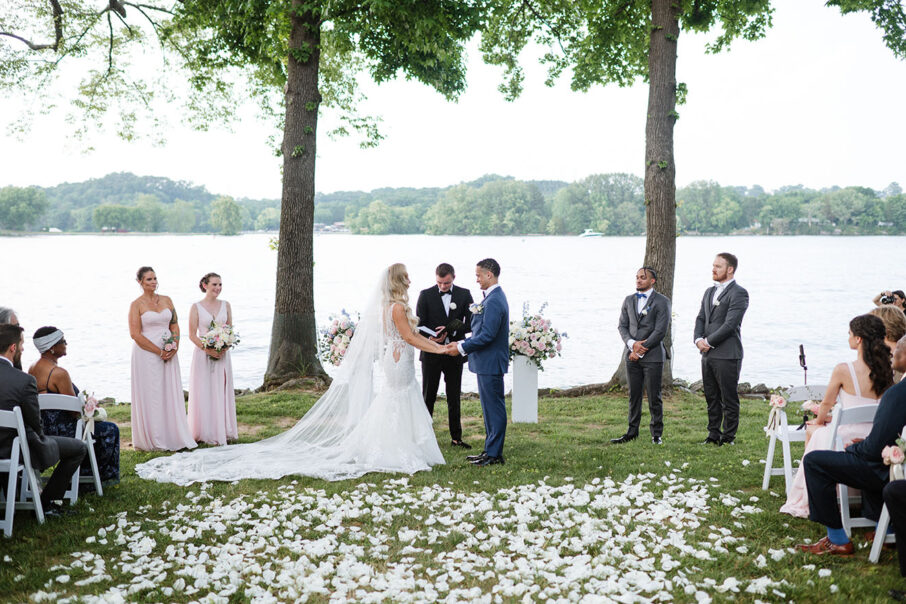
[135,271,395,485]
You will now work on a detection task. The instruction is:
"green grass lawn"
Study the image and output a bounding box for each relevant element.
[0,389,902,602]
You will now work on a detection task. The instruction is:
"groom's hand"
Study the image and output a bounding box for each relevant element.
[631,341,648,355]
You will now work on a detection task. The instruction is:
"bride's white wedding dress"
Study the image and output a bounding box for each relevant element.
[136,299,445,485]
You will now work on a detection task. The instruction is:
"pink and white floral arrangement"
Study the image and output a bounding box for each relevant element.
[201,320,240,355]
[508,302,566,370]
[320,312,357,366]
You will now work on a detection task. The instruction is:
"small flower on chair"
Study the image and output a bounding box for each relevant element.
[883,443,906,466]
[769,394,786,409]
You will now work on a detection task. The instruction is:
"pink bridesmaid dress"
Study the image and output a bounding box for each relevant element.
[131,309,197,451]
[187,301,238,445]
[780,361,876,517]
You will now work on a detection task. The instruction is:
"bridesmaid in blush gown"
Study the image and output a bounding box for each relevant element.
[128,266,197,452]
[187,272,237,445]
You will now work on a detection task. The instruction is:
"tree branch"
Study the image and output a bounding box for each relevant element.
[106,12,115,76]
[0,0,65,51]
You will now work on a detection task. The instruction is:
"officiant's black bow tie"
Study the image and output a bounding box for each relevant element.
[439,290,451,296]
[636,293,647,299]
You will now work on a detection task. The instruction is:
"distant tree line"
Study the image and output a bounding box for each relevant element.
[1,171,904,236]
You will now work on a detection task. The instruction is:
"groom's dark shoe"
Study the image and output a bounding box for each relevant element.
[467,451,487,462]
[610,433,638,444]
[474,456,504,467]
[451,440,472,449]
[701,437,721,446]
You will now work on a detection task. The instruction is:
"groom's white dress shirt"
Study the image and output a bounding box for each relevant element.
[627,287,654,352]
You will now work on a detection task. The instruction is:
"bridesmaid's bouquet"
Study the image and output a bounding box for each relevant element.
[78,390,107,435]
[320,312,357,366]
[508,302,566,370]
[202,321,240,356]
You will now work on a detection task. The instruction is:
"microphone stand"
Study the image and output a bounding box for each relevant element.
[798,344,809,429]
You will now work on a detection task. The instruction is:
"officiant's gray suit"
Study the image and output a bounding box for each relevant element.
[693,280,749,443]
[617,290,671,439]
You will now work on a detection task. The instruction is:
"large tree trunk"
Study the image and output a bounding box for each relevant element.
[608,0,679,390]
[263,1,328,389]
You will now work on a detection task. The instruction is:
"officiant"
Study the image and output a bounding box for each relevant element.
[416,263,474,449]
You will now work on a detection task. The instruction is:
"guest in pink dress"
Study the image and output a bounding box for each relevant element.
[187,272,237,445]
[128,266,197,452]
[780,314,893,517]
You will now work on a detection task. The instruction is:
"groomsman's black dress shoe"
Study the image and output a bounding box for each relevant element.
[474,456,504,467]
[721,439,735,446]
[652,437,664,445]
[889,589,906,601]
[701,437,721,446]
[451,440,472,449]
[610,434,638,444]
[467,452,487,462]
[43,502,75,518]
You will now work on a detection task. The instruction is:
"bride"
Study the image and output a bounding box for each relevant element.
[136,263,448,485]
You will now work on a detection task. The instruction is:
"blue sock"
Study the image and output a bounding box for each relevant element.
[826,527,850,545]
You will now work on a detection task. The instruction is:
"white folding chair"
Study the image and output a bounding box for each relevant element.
[762,384,826,495]
[0,407,45,536]
[869,426,906,563]
[827,401,881,538]
[37,394,103,501]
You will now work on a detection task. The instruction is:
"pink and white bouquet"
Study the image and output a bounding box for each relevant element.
[201,321,240,355]
[508,302,566,370]
[769,394,786,409]
[765,392,788,432]
[161,332,178,352]
[320,312,357,366]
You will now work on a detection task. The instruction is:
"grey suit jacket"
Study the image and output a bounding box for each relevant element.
[617,290,671,364]
[693,281,749,360]
[0,360,60,471]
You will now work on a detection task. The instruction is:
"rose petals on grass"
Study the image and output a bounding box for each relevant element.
[23,473,817,602]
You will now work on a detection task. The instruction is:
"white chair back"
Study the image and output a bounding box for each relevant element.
[827,403,879,451]
[0,408,23,537]
[0,406,44,532]
[786,385,827,403]
[35,393,103,500]
[37,393,83,414]
[761,384,827,494]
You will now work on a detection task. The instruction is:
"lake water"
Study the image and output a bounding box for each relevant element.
[0,233,896,402]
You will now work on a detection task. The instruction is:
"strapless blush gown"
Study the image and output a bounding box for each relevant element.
[187,301,237,445]
[130,309,197,451]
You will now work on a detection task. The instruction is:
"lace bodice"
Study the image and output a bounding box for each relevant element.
[382,304,414,388]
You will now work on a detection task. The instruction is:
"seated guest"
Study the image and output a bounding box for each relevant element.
[884,480,906,600]
[870,305,906,381]
[796,334,906,556]
[0,324,87,517]
[28,326,120,487]
[780,314,892,517]
[0,306,22,369]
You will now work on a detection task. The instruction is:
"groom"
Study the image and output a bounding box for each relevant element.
[446,258,509,467]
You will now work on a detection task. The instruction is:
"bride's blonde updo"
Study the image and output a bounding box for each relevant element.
[386,263,418,332]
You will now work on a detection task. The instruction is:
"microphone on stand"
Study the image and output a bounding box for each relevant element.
[798,344,809,429]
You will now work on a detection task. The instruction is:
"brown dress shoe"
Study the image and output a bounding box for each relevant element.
[795,536,854,556]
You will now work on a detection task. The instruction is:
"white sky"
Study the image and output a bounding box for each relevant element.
[0,0,904,199]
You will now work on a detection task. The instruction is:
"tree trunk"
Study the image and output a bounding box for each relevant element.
[608,0,679,390]
[263,1,328,390]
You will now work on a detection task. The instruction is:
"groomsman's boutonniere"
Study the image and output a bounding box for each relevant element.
[640,307,649,317]
[469,302,484,315]
[714,300,721,307]
[449,302,457,310]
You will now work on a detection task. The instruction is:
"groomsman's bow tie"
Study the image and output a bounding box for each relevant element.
[635,293,647,299]
[439,290,451,296]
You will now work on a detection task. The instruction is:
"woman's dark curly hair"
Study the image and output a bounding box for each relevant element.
[851,314,894,396]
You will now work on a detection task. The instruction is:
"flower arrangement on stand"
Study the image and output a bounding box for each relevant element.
[764,393,786,431]
[320,312,358,366]
[508,302,566,370]
[201,321,241,357]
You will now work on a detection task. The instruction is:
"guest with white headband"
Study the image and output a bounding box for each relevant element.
[28,326,121,489]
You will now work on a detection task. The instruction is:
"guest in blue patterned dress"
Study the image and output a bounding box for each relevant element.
[28,326,120,489]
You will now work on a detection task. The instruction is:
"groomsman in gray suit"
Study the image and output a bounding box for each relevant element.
[612,267,672,445]
[694,252,749,446]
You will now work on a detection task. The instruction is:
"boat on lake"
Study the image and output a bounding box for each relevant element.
[579,229,603,237]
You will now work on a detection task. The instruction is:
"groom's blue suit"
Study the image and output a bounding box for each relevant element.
[461,287,509,458]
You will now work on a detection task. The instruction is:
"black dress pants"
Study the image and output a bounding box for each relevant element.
[40,436,88,505]
[884,480,906,576]
[804,449,887,529]
[421,356,463,441]
[702,356,742,441]
[625,359,663,438]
